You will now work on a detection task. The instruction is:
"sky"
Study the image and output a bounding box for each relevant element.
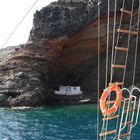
[0,0,55,48]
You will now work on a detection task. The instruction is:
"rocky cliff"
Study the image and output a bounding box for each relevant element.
[0,0,140,106]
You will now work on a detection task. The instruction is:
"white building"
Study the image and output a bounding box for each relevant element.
[55,86,83,95]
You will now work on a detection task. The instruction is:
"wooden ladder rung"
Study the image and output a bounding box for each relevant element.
[109,82,124,86]
[120,8,132,15]
[124,98,131,101]
[115,46,128,52]
[123,98,132,103]
[106,98,130,104]
[99,130,117,137]
[103,115,119,121]
[124,109,135,112]
[122,121,132,125]
[117,29,138,35]
[106,100,118,104]
[119,133,130,138]
[112,64,126,69]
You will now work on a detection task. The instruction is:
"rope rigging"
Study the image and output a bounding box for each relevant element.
[132,0,140,85]
[111,0,126,84]
[105,0,110,88]
[97,0,101,140]
[98,0,140,139]
[1,0,39,48]
[122,0,135,87]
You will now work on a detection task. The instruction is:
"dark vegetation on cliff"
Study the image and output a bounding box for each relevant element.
[0,0,140,106]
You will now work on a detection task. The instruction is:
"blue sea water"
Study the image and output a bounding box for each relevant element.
[0,104,139,140]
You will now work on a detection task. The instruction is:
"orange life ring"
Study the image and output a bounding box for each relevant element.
[100,84,122,116]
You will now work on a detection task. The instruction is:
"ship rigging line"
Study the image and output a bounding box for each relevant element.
[99,1,112,140]
[99,0,140,139]
[122,0,135,88]
[104,0,111,139]
[112,1,118,138]
[132,0,140,86]
[97,0,101,140]
[111,0,125,81]
[1,0,39,48]
[105,0,110,89]
[115,0,134,138]
[110,0,117,83]
[113,0,126,138]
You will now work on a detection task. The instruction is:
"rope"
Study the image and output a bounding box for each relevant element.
[1,0,39,48]
[100,0,140,139]
[97,1,101,140]
[112,0,126,81]
[110,0,117,83]
[102,0,126,139]
[113,0,126,137]
[117,0,135,138]
[122,0,135,87]
[100,118,106,140]
[100,0,119,139]
[115,0,136,138]
[132,0,140,85]
[110,1,121,139]
[113,0,126,138]
[104,1,111,139]
[105,0,110,88]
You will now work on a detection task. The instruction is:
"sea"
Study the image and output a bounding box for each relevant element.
[0,104,139,140]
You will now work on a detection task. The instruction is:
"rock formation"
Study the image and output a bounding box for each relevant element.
[0,0,140,106]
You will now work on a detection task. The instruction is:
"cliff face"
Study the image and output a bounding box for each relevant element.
[0,0,140,106]
[29,0,139,40]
